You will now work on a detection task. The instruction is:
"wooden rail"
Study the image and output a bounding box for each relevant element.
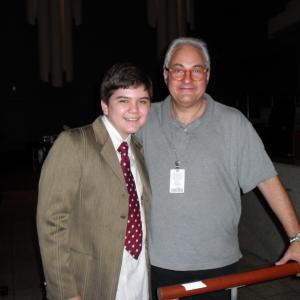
[158,262,300,300]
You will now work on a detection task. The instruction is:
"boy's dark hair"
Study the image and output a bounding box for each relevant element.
[100,62,153,103]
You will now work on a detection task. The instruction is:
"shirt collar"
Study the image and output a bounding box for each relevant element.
[162,93,212,131]
[101,116,131,152]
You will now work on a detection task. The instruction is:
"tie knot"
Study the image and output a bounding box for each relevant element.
[118,141,129,156]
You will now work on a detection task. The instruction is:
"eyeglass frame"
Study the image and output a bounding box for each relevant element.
[165,65,209,81]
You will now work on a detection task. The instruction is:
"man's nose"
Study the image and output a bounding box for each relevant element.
[183,70,192,82]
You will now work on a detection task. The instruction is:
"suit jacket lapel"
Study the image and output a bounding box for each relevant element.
[131,136,151,197]
[92,117,150,195]
[92,118,125,184]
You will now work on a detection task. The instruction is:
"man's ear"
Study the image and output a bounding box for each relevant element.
[206,71,210,83]
[101,100,108,115]
[163,69,168,85]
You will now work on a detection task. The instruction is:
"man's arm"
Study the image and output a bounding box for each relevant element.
[258,175,300,267]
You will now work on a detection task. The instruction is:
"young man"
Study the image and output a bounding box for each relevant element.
[138,37,300,299]
[37,63,152,300]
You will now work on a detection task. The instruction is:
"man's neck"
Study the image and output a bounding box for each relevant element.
[171,98,206,125]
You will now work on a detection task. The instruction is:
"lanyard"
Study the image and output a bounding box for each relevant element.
[161,120,190,169]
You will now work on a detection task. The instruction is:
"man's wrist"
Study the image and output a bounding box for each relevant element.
[289,232,300,243]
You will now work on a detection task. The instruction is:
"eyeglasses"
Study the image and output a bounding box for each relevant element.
[165,66,208,81]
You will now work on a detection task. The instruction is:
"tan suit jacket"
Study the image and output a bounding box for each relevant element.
[37,117,151,300]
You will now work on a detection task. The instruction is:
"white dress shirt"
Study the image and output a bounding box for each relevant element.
[101,116,149,300]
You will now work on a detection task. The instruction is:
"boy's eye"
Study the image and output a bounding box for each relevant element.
[139,100,149,104]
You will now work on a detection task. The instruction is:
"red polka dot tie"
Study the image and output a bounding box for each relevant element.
[118,141,142,259]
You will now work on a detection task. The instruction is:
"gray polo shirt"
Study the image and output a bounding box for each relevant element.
[138,93,277,271]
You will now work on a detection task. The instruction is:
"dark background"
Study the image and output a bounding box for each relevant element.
[2,0,300,163]
[1,2,299,298]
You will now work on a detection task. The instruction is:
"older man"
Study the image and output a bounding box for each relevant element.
[138,37,300,299]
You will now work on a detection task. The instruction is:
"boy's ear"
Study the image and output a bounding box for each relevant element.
[101,99,108,115]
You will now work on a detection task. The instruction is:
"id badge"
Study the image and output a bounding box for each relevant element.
[169,168,185,193]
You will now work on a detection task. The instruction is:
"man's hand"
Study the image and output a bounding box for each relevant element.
[276,242,300,276]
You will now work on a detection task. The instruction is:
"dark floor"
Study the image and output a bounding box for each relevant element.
[0,154,299,299]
